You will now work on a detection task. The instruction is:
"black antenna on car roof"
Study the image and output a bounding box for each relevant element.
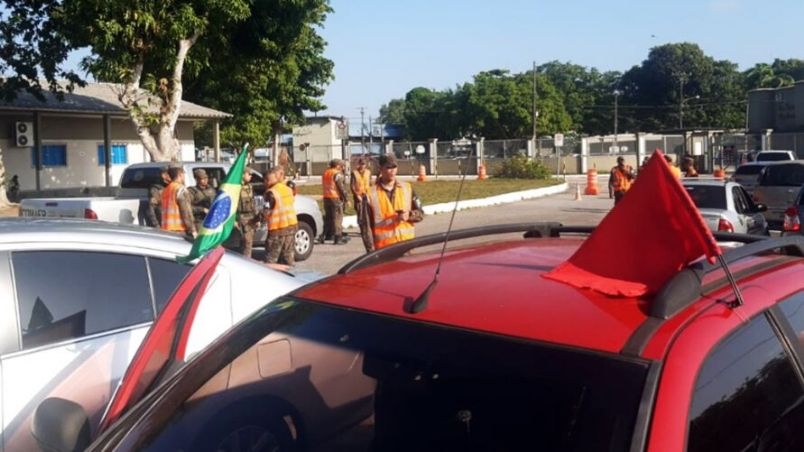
[717,254,745,308]
[405,142,474,314]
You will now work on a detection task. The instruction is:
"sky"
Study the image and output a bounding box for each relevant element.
[319,0,804,121]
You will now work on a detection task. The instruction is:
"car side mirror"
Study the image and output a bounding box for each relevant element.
[31,397,91,452]
[754,203,768,212]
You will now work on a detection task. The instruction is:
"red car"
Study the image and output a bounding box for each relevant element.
[32,224,804,451]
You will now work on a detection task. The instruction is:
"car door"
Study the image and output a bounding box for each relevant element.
[732,185,766,234]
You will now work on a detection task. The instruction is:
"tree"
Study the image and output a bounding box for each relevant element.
[378,98,407,127]
[60,0,333,161]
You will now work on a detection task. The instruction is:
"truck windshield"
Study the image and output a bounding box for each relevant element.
[134,298,650,452]
[120,167,163,189]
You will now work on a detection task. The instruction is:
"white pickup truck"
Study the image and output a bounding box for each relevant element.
[19,162,323,260]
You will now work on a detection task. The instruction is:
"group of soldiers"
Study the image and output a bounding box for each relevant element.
[144,163,299,266]
[143,152,427,268]
[319,153,424,253]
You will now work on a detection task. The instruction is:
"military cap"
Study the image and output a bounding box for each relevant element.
[168,162,183,171]
[193,168,207,179]
[329,159,343,168]
[378,153,398,168]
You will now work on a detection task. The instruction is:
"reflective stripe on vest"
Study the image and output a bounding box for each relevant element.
[268,182,298,231]
[369,182,415,249]
[612,167,632,192]
[322,168,340,199]
[161,182,186,232]
[352,169,370,196]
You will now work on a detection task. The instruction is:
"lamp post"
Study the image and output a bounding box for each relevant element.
[679,94,700,129]
[613,90,621,152]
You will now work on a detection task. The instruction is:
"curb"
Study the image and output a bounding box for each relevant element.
[341,182,568,229]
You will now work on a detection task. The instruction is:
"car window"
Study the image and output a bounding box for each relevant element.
[148,257,193,314]
[684,185,726,209]
[139,299,649,452]
[120,167,163,189]
[731,186,749,214]
[760,164,804,186]
[734,165,765,176]
[687,313,804,452]
[779,292,804,358]
[12,251,154,349]
[757,153,792,162]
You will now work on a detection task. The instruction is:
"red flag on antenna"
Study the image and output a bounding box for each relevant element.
[543,150,721,297]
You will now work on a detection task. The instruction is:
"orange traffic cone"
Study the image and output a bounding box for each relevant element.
[585,168,599,195]
[478,163,487,180]
[713,167,725,178]
[417,164,427,182]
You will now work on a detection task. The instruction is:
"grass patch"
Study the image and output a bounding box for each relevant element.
[296,178,563,215]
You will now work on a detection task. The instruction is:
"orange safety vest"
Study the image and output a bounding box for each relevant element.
[352,169,371,196]
[322,168,340,199]
[161,182,186,232]
[267,182,298,232]
[611,166,633,193]
[670,166,682,179]
[368,182,415,249]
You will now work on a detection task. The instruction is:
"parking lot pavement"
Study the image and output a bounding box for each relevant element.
[294,188,614,275]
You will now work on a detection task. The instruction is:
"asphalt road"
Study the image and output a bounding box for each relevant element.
[289,185,614,275]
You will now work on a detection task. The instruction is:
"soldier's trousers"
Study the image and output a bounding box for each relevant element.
[239,223,256,258]
[323,198,344,239]
[265,229,296,265]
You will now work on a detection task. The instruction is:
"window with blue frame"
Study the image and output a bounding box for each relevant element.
[97,144,128,165]
[31,145,67,167]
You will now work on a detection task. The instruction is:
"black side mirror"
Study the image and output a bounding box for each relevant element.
[754,203,768,212]
[31,397,90,452]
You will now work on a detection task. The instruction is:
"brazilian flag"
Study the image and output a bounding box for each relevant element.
[177,145,249,264]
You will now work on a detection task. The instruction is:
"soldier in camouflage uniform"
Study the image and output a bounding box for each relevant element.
[236,168,260,258]
[188,168,217,231]
[263,167,298,266]
[146,165,170,227]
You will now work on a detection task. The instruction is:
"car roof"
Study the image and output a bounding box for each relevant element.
[682,179,731,187]
[296,238,650,355]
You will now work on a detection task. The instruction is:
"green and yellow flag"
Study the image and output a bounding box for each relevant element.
[177,145,249,264]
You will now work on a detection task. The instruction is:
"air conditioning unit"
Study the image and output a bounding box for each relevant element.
[15,122,33,147]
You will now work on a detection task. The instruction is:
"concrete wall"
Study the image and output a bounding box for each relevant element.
[0,115,196,190]
[292,119,345,163]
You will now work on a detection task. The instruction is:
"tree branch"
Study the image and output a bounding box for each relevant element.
[167,31,201,130]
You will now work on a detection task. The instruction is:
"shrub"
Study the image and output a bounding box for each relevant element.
[495,155,552,179]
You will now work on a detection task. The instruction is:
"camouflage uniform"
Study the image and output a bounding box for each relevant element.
[320,167,349,244]
[237,183,258,257]
[188,184,216,231]
[145,183,165,227]
[263,188,297,266]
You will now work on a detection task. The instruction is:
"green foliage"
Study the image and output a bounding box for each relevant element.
[495,155,552,180]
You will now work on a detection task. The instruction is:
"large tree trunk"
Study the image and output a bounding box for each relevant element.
[116,33,200,162]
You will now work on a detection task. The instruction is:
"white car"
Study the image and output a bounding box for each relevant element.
[753,150,797,162]
[683,180,769,235]
[0,218,316,452]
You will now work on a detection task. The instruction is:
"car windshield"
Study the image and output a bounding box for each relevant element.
[756,153,792,162]
[760,164,804,186]
[120,167,163,189]
[734,165,765,176]
[134,298,649,452]
[684,185,727,209]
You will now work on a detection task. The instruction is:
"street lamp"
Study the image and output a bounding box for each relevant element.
[679,94,700,129]
[613,90,621,152]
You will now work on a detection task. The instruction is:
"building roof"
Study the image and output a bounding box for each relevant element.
[0,81,230,119]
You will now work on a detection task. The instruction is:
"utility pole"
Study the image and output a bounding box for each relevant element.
[613,90,621,152]
[369,115,373,152]
[532,61,538,140]
[359,107,366,154]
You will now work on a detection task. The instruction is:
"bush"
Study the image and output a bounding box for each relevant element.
[495,155,552,179]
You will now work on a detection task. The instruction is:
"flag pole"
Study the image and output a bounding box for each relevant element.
[716,254,745,308]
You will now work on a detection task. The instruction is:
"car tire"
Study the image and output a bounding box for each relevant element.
[190,407,296,452]
[294,221,314,262]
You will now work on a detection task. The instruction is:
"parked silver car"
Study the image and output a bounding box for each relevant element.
[0,218,315,452]
[683,180,769,235]
[730,162,770,195]
[752,161,804,229]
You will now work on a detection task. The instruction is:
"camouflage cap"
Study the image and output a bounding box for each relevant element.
[378,153,398,168]
[193,168,207,179]
[329,158,343,168]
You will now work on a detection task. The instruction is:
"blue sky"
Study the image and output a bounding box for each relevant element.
[320,0,804,120]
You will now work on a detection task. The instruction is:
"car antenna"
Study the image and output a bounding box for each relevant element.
[406,143,474,314]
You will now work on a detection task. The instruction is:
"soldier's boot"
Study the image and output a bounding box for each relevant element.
[333,235,349,245]
[316,234,330,244]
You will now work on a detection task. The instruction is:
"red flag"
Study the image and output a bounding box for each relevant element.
[543,150,721,297]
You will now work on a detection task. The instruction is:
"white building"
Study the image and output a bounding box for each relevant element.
[0,82,229,191]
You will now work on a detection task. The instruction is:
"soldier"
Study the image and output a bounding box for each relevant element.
[317,159,350,245]
[236,168,260,258]
[160,164,197,239]
[188,168,216,231]
[361,154,423,251]
[350,157,373,252]
[146,165,170,227]
[263,167,298,266]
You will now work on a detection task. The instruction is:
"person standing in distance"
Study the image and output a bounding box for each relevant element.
[361,153,423,251]
[188,168,216,232]
[262,167,298,266]
[608,156,635,205]
[350,157,373,252]
[236,168,260,258]
[146,164,171,227]
[318,159,350,245]
[160,164,197,239]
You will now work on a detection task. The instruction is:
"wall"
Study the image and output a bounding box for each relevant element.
[292,119,344,163]
[0,115,196,190]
